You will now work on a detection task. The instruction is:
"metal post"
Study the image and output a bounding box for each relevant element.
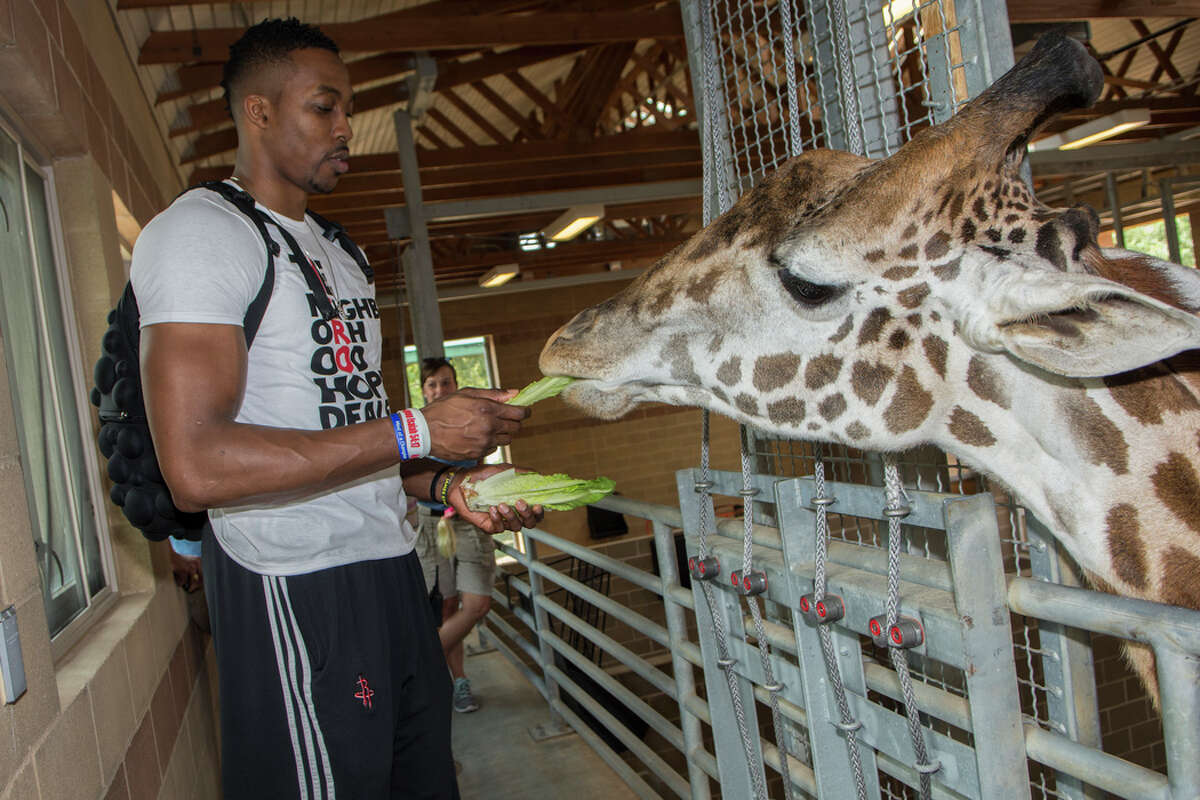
[1026,517,1104,800]
[523,536,568,732]
[676,468,765,797]
[1105,173,1126,248]
[1160,178,1182,265]
[943,494,1031,800]
[775,477,882,800]
[651,518,713,800]
[1156,645,1200,800]
[393,104,444,361]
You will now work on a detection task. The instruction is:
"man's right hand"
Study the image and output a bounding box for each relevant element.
[421,388,530,461]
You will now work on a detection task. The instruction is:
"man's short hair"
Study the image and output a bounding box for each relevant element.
[221,17,339,118]
[420,357,456,384]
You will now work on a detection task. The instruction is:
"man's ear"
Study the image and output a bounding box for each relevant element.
[984,272,1200,377]
[241,94,270,129]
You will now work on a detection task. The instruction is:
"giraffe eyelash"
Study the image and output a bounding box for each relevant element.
[776,268,846,306]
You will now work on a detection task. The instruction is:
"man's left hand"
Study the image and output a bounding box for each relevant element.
[448,464,544,533]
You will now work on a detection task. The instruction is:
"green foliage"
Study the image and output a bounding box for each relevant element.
[1123,214,1195,267]
[508,376,575,406]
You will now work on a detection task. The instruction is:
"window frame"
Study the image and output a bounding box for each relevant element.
[0,115,118,659]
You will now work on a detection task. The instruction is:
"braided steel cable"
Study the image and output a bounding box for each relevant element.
[812,456,869,800]
[883,457,941,799]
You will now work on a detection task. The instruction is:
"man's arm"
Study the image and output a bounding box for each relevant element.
[141,321,529,512]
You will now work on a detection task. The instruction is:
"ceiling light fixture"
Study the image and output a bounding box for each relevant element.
[1030,108,1151,152]
[541,204,604,242]
[478,263,519,288]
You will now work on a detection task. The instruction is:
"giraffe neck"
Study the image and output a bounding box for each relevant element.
[934,353,1200,610]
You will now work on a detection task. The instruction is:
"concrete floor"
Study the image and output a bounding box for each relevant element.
[450,633,634,799]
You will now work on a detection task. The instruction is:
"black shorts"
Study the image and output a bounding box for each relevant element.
[203,528,458,799]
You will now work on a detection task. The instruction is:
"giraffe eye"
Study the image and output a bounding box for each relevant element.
[777,269,843,306]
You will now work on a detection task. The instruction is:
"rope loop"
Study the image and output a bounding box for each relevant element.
[811,496,837,507]
[762,681,785,693]
[914,760,943,775]
[738,487,760,498]
[833,719,863,733]
[693,479,715,492]
[883,505,912,519]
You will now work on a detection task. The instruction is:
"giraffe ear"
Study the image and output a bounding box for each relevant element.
[990,276,1200,378]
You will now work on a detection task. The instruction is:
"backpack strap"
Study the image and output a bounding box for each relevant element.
[189,181,280,346]
[190,180,341,323]
[307,208,374,282]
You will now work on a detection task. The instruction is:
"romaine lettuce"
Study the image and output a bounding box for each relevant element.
[461,468,615,512]
[508,376,575,406]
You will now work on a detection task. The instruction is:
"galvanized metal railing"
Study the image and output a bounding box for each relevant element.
[479,469,1200,799]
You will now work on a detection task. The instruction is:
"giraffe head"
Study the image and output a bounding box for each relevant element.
[539,32,1200,452]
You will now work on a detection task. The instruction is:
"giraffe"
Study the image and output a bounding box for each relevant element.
[538,31,1200,704]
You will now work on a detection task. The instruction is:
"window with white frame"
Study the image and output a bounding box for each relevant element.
[0,123,111,645]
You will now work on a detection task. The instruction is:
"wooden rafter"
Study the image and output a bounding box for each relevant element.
[1131,20,1186,86]
[441,88,509,145]
[470,79,543,141]
[177,44,587,161]
[1005,0,1200,20]
[138,10,683,64]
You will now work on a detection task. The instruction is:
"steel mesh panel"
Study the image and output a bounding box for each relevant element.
[696,1,1091,796]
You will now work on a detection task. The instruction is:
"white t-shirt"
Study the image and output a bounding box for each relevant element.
[130,183,414,575]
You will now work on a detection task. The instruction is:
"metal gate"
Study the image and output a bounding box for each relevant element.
[675,1,1200,798]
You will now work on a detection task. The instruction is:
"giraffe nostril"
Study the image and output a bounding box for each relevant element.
[559,307,598,339]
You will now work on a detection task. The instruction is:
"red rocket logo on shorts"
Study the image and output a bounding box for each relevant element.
[355,674,374,710]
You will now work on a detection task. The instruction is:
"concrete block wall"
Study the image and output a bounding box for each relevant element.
[0,2,217,798]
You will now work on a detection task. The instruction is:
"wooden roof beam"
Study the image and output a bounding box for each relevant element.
[187,128,698,183]
[1006,0,1200,19]
[138,10,684,64]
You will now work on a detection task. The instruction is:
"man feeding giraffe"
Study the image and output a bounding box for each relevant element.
[539,31,1200,706]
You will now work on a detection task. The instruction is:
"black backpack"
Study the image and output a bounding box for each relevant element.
[90,181,372,542]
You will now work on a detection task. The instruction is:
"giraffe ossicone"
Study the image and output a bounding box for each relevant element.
[540,32,1200,704]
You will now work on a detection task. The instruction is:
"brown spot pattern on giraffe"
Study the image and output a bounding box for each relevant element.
[967,356,1011,409]
[1152,452,1200,537]
[865,249,886,262]
[753,353,802,392]
[1161,546,1200,609]
[858,308,892,346]
[925,232,951,260]
[845,421,870,440]
[1104,365,1200,426]
[767,397,806,425]
[819,393,847,421]
[805,355,843,390]
[882,265,918,281]
[897,244,919,260]
[948,406,995,447]
[707,333,725,355]
[888,329,911,350]
[932,256,961,281]
[1105,504,1148,591]
[851,361,894,405]
[898,283,930,309]
[883,366,934,433]
[829,315,854,343]
[1063,394,1129,475]
[661,334,700,384]
[735,393,760,417]
[923,335,948,378]
[716,356,742,387]
[686,268,724,305]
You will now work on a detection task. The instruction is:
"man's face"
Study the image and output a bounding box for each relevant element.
[266,48,353,194]
[422,366,458,404]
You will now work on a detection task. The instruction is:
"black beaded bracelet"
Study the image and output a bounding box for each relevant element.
[429,465,453,503]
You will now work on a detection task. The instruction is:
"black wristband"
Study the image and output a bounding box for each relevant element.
[429,465,452,503]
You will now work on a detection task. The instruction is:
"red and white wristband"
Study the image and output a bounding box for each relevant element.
[390,408,431,460]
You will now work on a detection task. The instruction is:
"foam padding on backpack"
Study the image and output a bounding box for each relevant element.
[91,286,207,542]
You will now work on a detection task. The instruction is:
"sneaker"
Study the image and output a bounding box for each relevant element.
[452,677,479,713]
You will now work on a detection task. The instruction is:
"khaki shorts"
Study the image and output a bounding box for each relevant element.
[415,506,498,598]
